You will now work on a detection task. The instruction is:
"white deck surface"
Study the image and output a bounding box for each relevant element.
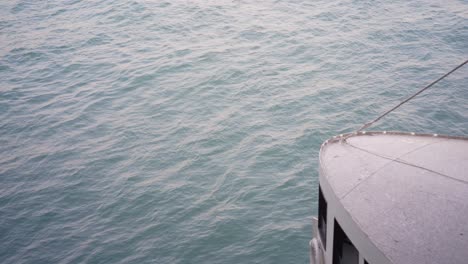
[320,132,468,264]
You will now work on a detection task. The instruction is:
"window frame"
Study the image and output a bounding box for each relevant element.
[318,186,327,249]
[333,219,359,264]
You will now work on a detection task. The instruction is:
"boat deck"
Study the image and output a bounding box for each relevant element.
[320,132,468,264]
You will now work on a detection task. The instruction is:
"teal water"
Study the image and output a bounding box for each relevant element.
[1,0,467,263]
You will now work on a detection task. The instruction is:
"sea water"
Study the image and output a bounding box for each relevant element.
[1,0,467,263]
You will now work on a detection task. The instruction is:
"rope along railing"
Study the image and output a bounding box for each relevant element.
[356,59,468,132]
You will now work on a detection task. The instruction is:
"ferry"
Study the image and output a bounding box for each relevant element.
[310,131,468,264]
[309,59,468,264]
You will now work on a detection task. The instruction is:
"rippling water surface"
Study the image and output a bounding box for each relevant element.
[1,0,467,263]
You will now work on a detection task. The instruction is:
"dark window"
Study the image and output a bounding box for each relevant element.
[333,219,359,264]
[364,260,369,264]
[318,186,327,249]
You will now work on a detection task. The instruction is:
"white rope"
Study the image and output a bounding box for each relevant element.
[357,59,468,132]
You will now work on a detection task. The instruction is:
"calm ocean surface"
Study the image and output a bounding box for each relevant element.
[1,0,467,263]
